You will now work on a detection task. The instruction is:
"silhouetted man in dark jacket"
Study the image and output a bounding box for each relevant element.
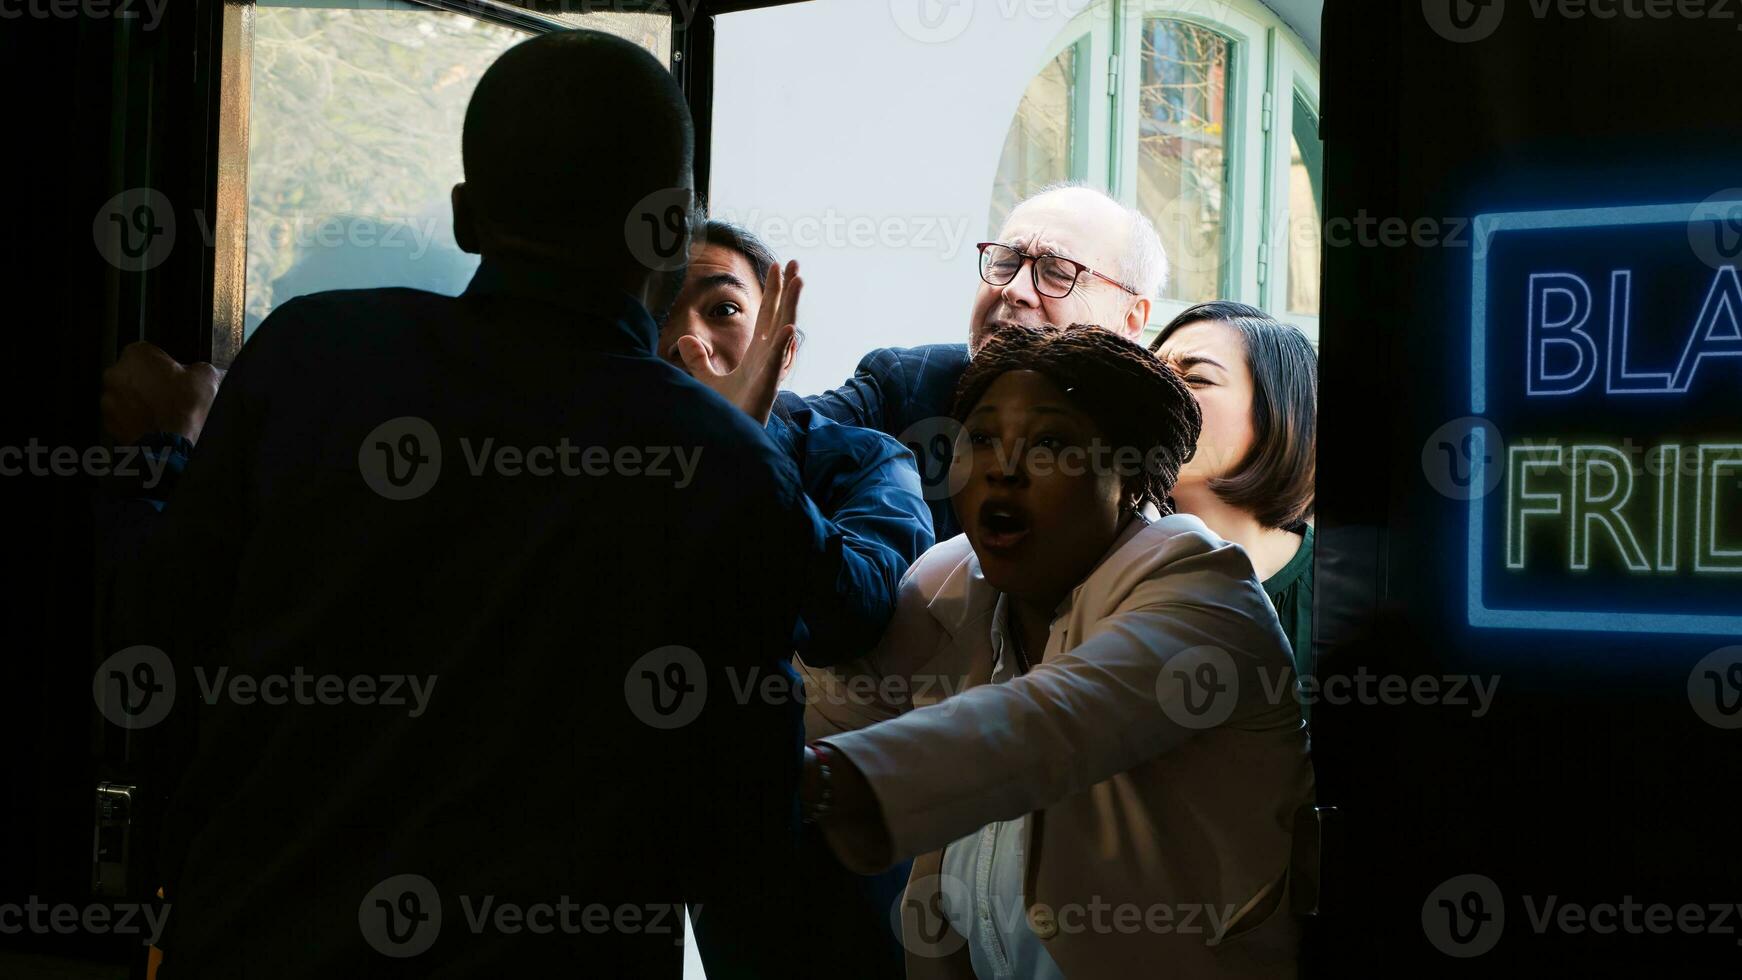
[144,31,818,979]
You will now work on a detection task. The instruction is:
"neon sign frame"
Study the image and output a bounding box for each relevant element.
[1468,202,1742,635]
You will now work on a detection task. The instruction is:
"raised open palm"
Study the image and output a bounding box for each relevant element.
[676,260,802,426]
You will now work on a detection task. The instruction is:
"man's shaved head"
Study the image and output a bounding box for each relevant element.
[458,30,693,278]
[1006,185,1169,300]
[970,184,1167,349]
[1013,185,1133,233]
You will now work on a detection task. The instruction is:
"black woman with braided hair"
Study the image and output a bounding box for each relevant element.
[794,323,1315,980]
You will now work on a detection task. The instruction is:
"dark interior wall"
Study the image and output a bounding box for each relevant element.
[1315,1,1742,973]
[2,7,115,960]
[2,0,224,968]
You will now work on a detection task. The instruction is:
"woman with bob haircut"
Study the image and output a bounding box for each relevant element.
[1149,302,1318,699]
[796,323,1314,980]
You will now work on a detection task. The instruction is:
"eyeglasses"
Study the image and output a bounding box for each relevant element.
[976,242,1140,299]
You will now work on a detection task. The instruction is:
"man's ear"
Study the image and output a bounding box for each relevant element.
[1123,297,1152,342]
[451,183,479,254]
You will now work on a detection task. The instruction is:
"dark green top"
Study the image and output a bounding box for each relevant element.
[1262,524,1315,723]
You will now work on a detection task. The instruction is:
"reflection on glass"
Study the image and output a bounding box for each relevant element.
[1136,19,1228,304]
[549,8,670,61]
[245,0,669,336]
[1287,90,1323,317]
[989,41,1078,237]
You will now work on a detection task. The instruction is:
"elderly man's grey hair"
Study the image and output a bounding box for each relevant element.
[1021,182,1170,299]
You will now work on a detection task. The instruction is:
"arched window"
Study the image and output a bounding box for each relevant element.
[1135,17,1230,307]
[989,0,1322,340]
[989,37,1087,236]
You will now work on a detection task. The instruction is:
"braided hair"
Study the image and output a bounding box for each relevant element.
[950,323,1202,515]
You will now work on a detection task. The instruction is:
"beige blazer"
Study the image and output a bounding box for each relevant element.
[801,513,1315,980]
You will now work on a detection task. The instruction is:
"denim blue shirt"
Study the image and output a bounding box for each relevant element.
[776,343,971,543]
[764,405,933,666]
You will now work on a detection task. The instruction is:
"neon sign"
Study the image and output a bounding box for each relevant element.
[1469,203,1742,634]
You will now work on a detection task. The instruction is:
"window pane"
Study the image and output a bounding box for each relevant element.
[1287,90,1324,316]
[544,8,670,62]
[988,41,1079,237]
[245,1,669,336]
[1135,19,1229,304]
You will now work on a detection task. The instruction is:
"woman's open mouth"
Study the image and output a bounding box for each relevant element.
[976,500,1032,551]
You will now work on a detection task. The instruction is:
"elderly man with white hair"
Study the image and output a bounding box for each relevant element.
[774,183,1170,541]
